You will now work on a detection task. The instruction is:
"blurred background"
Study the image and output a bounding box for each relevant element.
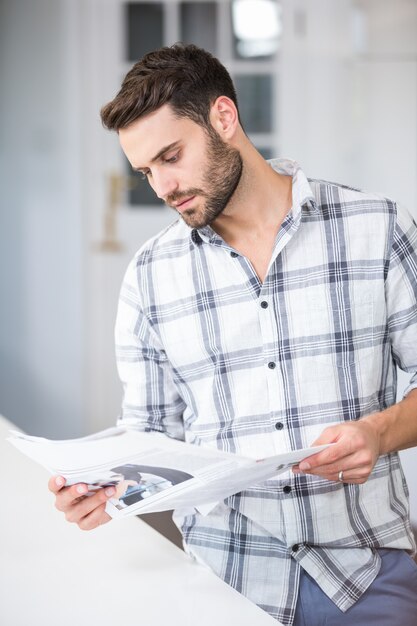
[1,0,417,530]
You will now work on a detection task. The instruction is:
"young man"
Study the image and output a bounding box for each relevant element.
[50,44,417,625]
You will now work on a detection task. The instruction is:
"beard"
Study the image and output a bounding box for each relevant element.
[166,127,243,229]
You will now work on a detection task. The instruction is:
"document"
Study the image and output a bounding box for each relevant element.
[8,427,329,518]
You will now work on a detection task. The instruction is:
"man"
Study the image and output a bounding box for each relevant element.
[50,44,417,625]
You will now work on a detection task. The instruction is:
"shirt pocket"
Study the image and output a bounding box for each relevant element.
[303,291,375,371]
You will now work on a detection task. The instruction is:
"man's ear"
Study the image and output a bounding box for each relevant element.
[209,96,239,140]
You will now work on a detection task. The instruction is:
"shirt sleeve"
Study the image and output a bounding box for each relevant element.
[385,202,417,397]
[114,256,186,440]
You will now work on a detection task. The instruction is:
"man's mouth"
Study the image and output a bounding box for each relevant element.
[173,196,196,212]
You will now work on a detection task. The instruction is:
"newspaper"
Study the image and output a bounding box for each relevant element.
[7,427,329,518]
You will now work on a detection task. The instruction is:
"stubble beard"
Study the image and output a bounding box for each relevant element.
[166,128,243,230]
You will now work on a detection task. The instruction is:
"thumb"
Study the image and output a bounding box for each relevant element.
[310,424,343,447]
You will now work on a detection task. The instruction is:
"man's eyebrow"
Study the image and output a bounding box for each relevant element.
[133,141,180,172]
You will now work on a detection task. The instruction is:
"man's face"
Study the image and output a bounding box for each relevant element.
[119,104,243,229]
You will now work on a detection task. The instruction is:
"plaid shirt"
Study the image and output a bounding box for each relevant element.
[115,159,417,625]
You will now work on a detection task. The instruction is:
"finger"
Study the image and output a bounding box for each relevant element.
[298,442,348,472]
[54,483,91,512]
[332,465,373,484]
[310,426,342,447]
[292,466,368,484]
[78,505,112,531]
[297,425,349,472]
[48,475,67,494]
[296,458,373,484]
[301,445,375,477]
[64,486,116,523]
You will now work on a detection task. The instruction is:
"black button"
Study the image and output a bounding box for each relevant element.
[230,251,238,258]
[268,361,276,369]
[275,422,284,430]
[292,544,299,552]
[283,485,292,494]
[260,301,268,309]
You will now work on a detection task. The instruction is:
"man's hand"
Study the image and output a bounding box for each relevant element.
[48,476,114,530]
[292,419,381,484]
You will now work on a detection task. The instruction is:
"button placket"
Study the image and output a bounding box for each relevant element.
[257,290,285,433]
[281,491,303,554]
[259,299,284,431]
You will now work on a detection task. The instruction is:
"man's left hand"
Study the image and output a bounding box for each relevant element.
[292,419,381,484]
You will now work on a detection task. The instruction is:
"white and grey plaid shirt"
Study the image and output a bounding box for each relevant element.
[115,159,417,625]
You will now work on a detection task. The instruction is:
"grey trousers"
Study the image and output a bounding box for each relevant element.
[293,549,417,626]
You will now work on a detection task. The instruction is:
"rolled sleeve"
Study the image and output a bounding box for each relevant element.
[385,202,417,397]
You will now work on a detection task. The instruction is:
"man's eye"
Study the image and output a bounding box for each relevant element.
[164,153,179,164]
[138,170,150,180]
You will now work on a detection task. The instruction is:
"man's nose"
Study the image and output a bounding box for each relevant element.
[151,169,179,201]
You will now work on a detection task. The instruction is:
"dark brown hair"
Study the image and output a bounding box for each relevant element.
[100,43,240,131]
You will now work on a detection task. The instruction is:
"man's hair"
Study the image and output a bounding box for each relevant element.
[100,43,240,131]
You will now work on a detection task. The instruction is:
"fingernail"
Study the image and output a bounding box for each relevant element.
[77,484,87,494]
[299,462,311,471]
[55,476,65,487]
[105,487,115,497]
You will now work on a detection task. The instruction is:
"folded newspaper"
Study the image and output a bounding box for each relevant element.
[8,427,329,518]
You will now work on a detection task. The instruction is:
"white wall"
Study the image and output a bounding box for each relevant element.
[0,0,85,437]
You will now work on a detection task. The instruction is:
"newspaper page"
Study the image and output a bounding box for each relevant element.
[7,427,329,517]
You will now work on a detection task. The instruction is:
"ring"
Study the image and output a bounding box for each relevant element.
[338,470,344,482]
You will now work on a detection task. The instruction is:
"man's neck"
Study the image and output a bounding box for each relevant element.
[211,149,293,245]
[207,148,293,283]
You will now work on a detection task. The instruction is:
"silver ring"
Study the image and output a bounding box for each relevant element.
[338,470,344,482]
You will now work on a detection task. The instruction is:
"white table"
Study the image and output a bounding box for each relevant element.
[0,417,279,626]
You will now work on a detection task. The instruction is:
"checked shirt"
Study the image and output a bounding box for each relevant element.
[115,159,417,625]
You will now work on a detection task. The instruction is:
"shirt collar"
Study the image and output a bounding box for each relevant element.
[268,157,318,217]
[190,158,318,245]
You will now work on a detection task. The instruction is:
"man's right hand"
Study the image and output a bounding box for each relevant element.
[48,476,115,531]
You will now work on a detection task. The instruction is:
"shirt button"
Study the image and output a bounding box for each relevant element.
[230,251,239,258]
[283,485,292,494]
[292,544,299,552]
[275,422,284,430]
[268,361,276,369]
[260,301,268,309]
